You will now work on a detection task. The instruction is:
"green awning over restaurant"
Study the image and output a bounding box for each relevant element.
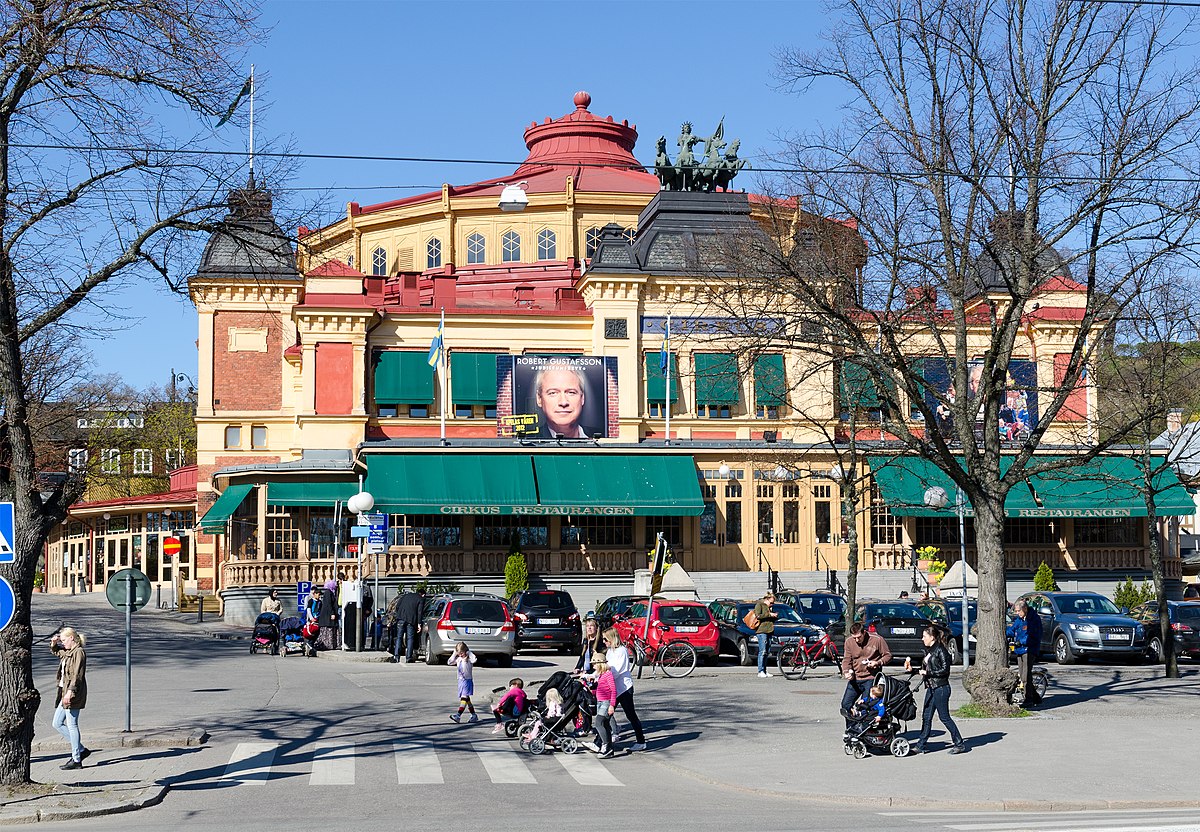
[754,354,787,407]
[451,352,498,406]
[869,455,1194,518]
[374,350,434,405]
[533,455,705,516]
[265,481,358,507]
[364,454,539,515]
[198,483,254,532]
[694,352,740,406]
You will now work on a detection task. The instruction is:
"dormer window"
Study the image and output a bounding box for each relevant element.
[371,246,388,276]
[467,233,486,264]
[502,230,521,263]
[427,237,442,269]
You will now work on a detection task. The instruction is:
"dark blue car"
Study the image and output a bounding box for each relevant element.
[777,590,847,631]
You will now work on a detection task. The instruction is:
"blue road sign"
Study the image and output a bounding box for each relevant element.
[0,576,15,632]
[297,581,312,614]
[0,501,13,563]
[367,513,388,546]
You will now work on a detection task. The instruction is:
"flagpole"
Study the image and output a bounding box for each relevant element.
[439,308,446,445]
[665,313,672,447]
[248,65,255,174]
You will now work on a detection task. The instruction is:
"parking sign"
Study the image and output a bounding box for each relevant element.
[297,581,312,614]
[0,502,14,563]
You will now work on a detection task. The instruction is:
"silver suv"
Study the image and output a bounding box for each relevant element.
[419,592,516,667]
[1018,591,1147,664]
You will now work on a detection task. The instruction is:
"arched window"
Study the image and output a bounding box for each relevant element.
[537,228,556,260]
[502,230,521,262]
[371,246,388,276]
[426,238,442,269]
[467,233,486,264]
[623,227,636,245]
[585,226,602,258]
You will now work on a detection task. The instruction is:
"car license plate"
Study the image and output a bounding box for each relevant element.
[538,618,560,625]
[892,627,915,635]
[1105,633,1130,641]
[465,627,491,635]
[676,626,698,633]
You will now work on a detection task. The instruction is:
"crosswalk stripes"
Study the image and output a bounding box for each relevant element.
[554,751,624,787]
[393,741,443,785]
[470,742,538,784]
[880,809,1200,832]
[310,742,355,786]
[221,742,278,785]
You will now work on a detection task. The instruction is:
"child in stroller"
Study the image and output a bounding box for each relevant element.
[842,673,918,759]
[517,671,596,755]
[251,612,280,655]
[279,616,316,657]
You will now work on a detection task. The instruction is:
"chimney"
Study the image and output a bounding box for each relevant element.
[432,273,457,309]
[400,274,420,307]
[1167,408,1184,434]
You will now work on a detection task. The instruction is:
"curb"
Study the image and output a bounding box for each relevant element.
[646,756,1200,811]
[0,783,168,825]
[32,728,208,752]
[313,650,393,663]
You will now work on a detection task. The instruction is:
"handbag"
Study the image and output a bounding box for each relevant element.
[743,608,760,630]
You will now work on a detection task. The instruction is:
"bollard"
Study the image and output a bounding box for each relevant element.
[156,584,161,610]
[198,593,204,623]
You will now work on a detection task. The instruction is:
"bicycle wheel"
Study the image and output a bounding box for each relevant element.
[777,643,810,681]
[659,642,698,678]
[627,640,648,667]
[1033,668,1049,700]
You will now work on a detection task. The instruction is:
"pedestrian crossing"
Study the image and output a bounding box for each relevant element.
[218,739,628,787]
[880,809,1200,832]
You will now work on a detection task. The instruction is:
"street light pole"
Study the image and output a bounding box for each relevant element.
[924,485,971,669]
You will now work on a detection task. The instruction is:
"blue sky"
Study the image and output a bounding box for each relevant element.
[85,0,843,389]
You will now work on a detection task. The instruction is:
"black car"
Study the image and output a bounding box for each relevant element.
[852,599,932,659]
[707,599,823,666]
[777,590,847,631]
[1129,601,1200,662]
[508,589,581,653]
[594,595,647,632]
[917,598,977,665]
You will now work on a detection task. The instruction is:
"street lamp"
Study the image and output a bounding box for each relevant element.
[718,462,731,478]
[924,485,970,668]
[346,490,375,652]
[498,182,529,212]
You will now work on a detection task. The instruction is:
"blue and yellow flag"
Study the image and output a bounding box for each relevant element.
[427,312,444,368]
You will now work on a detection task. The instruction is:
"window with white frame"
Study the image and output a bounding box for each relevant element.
[466,233,486,264]
[537,228,556,260]
[585,226,601,258]
[371,246,388,276]
[224,425,241,449]
[133,449,153,475]
[100,448,120,474]
[68,448,88,473]
[622,227,636,245]
[427,237,442,269]
[164,448,184,470]
[251,425,267,449]
[502,230,521,262]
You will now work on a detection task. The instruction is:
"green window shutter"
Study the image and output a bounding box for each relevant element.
[839,361,877,411]
[754,354,786,406]
[374,350,433,405]
[695,353,740,405]
[451,352,498,406]
[910,358,928,418]
[645,352,679,403]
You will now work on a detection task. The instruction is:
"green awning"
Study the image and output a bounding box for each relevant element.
[364,454,539,515]
[840,361,896,412]
[694,353,740,406]
[451,352,498,406]
[374,350,434,405]
[265,481,358,507]
[198,483,254,533]
[869,455,1194,518]
[533,455,704,516]
[645,353,680,403]
[754,354,786,406]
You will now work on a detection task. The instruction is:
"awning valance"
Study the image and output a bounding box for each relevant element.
[869,454,1194,518]
[532,455,705,516]
[265,481,358,507]
[199,483,254,532]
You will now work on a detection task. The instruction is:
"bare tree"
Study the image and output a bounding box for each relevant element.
[709,0,1200,712]
[0,0,266,784]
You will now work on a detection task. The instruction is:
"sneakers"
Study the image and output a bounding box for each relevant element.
[949,744,967,755]
[582,740,600,753]
[598,748,615,759]
[60,760,82,770]
[758,671,770,678]
[611,731,622,743]
[491,724,505,735]
[629,742,647,752]
[468,714,479,723]
[449,713,461,723]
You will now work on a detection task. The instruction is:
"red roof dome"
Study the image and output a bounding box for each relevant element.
[516,91,641,173]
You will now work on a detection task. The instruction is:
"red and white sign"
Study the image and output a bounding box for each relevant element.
[346,544,358,554]
[162,537,181,557]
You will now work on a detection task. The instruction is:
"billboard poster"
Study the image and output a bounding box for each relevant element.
[497,355,618,439]
[923,358,1038,442]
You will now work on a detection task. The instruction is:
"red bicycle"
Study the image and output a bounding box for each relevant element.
[776,627,841,680]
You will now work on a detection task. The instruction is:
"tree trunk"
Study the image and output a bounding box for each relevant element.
[843,488,859,631]
[1147,505,1178,679]
[0,520,43,785]
[962,492,1019,714]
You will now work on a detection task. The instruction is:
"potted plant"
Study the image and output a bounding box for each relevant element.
[916,545,941,572]
[33,572,44,592]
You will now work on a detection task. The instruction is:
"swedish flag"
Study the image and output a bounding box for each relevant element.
[428,312,444,368]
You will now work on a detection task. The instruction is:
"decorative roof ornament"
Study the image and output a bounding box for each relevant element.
[654,118,747,192]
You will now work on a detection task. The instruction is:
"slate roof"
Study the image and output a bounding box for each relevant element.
[1152,421,1200,481]
[968,211,1073,298]
[196,175,299,280]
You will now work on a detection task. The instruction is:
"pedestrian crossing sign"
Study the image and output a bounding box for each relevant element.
[0,502,13,563]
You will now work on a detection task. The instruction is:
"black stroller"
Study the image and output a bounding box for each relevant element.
[250,612,280,655]
[518,671,596,755]
[842,672,919,759]
[279,616,316,658]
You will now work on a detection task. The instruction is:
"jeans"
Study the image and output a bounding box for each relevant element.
[52,705,82,761]
[394,622,417,661]
[917,684,964,747]
[756,632,771,673]
[841,678,871,728]
[615,689,645,744]
[594,701,614,751]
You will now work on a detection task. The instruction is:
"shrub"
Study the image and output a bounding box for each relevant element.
[504,550,529,598]
[1113,576,1156,610]
[1033,561,1059,592]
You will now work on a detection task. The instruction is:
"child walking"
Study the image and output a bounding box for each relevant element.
[589,654,617,758]
[448,642,479,723]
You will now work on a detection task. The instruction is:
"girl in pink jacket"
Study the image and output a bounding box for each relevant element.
[590,654,617,758]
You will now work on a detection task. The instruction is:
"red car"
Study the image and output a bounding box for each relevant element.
[614,600,720,658]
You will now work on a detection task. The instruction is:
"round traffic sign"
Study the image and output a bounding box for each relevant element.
[162,537,181,557]
[106,568,152,612]
[0,576,14,632]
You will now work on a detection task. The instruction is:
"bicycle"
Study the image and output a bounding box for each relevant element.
[776,626,842,680]
[626,631,698,679]
[1007,641,1049,706]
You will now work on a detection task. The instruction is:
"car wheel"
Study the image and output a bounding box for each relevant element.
[1054,633,1076,665]
[736,638,752,667]
[424,636,439,665]
[1148,636,1164,664]
[497,653,514,668]
[947,638,962,666]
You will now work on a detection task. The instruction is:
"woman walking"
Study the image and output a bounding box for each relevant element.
[905,626,967,754]
[575,616,604,674]
[50,627,89,770]
[603,628,646,752]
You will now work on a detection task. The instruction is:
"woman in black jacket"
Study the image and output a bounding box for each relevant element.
[905,626,966,754]
[575,617,604,673]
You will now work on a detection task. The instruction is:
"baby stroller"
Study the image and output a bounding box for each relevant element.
[250,612,280,655]
[279,616,316,658]
[518,672,596,755]
[842,672,919,759]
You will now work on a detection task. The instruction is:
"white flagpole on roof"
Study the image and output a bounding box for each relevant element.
[248,65,255,174]
[439,308,446,445]
[665,313,672,446]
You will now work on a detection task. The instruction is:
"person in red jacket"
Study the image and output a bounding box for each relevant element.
[588,654,618,758]
[490,678,527,734]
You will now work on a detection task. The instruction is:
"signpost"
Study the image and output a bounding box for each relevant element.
[106,568,151,733]
[297,581,312,615]
[162,536,181,558]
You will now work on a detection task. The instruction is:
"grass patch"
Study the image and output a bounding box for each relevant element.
[954,703,1032,719]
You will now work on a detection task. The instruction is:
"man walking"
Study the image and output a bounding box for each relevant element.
[392,586,425,663]
[753,592,778,678]
[841,622,892,727]
[1007,599,1043,706]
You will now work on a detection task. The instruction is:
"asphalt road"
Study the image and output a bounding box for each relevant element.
[22,594,1200,832]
